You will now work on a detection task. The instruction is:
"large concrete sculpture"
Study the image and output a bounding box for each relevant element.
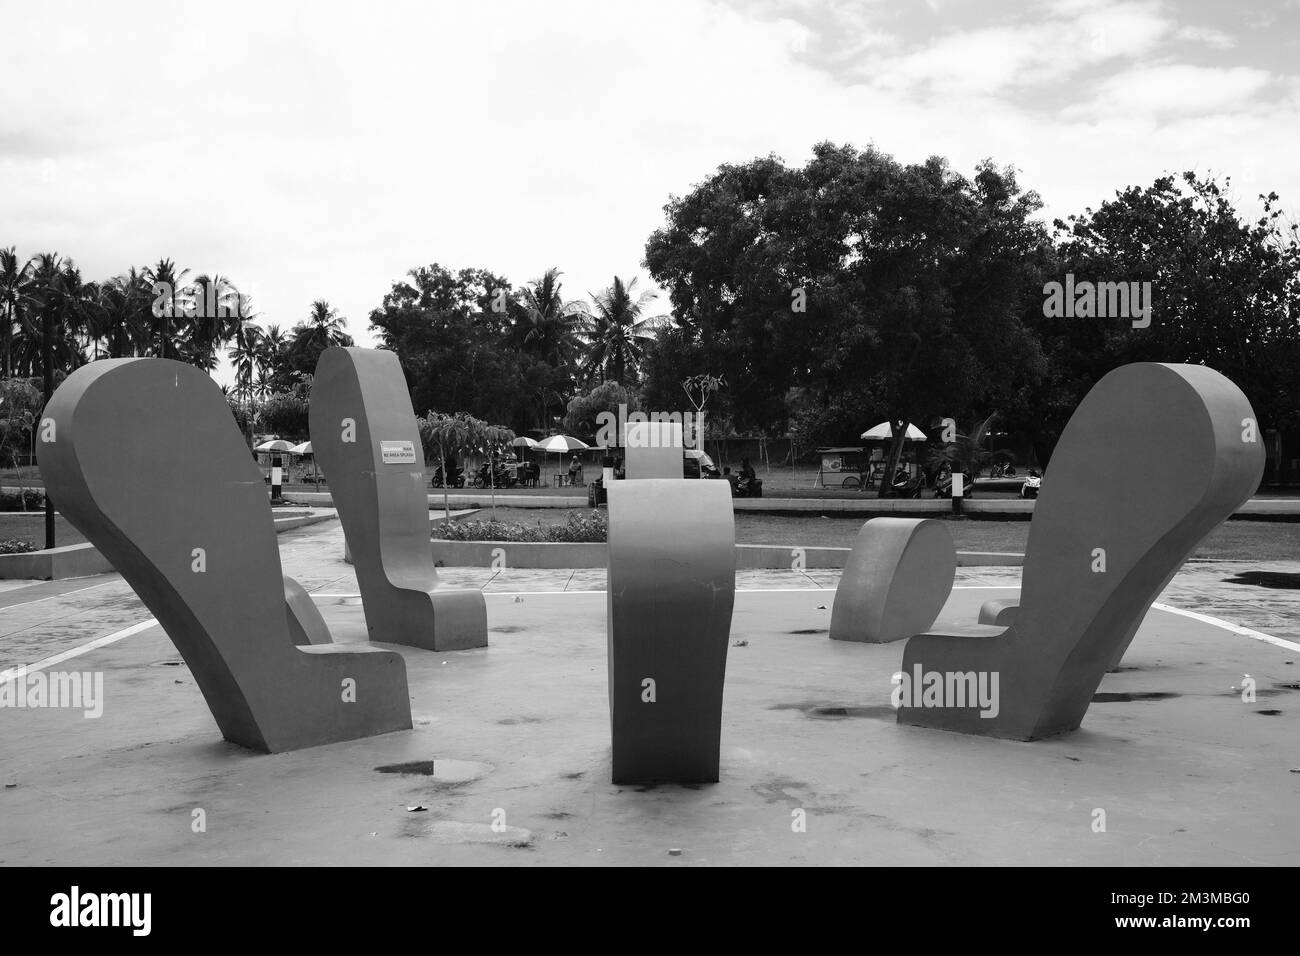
[606,479,735,783]
[623,421,683,479]
[898,363,1264,739]
[830,518,955,643]
[38,359,412,753]
[311,347,487,651]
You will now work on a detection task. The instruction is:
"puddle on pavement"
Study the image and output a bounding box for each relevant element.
[1091,691,1180,703]
[1222,571,1300,589]
[770,701,897,720]
[374,759,493,783]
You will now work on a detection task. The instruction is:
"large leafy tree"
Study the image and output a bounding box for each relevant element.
[1039,172,1300,459]
[369,264,540,430]
[644,142,1052,490]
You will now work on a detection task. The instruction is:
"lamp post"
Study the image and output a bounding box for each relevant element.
[42,306,54,549]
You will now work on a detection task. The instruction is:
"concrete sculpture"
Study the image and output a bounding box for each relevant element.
[311,347,487,651]
[622,421,683,479]
[606,479,735,783]
[830,518,955,643]
[898,363,1264,739]
[284,575,332,646]
[38,358,412,753]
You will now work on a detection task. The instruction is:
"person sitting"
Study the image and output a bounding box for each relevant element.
[723,466,739,495]
[740,457,756,480]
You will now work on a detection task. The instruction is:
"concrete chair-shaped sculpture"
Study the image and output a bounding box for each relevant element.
[38,359,412,753]
[311,347,487,651]
[898,363,1264,739]
[607,479,735,784]
[830,518,955,643]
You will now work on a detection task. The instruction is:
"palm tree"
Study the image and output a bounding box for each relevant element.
[514,268,588,368]
[256,323,289,395]
[299,300,349,351]
[227,322,264,406]
[0,248,36,378]
[96,268,155,358]
[14,254,89,379]
[144,258,190,359]
[184,274,244,370]
[288,300,352,378]
[581,276,662,384]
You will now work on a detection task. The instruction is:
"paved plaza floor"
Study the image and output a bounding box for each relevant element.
[1,519,1298,865]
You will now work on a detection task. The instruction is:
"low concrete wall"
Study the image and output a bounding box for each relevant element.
[295,491,588,509]
[0,542,115,580]
[288,489,1300,518]
[416,539,1025,570]
[0,511,337,580]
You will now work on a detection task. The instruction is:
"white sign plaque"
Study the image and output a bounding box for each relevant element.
[380,440,417,465]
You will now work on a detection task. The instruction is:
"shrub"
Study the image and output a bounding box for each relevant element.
[0,489,44,511]
[434,510,608,543]
[0,537,37,554]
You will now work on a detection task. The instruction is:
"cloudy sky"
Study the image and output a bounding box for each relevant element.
[2,0,1297,381]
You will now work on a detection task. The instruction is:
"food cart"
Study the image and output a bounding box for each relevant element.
[813,446,885,489]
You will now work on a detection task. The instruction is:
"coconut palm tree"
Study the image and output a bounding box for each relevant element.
[12,254,89,378]
[288,300,352,379]
[0,248,36,378]
[144,258,190,359]
[514,268,588,368]
[256,323,289,395]
[184,274,245,370]
[581,276,662,384]
[91,269,151,358]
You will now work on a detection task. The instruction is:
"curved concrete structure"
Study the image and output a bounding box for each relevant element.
[899,363,1265,739]
[284,574,332,646]
[829,518,955,643]
[38,358,411,753]
[606,479,735,784]
[311,347,487,650]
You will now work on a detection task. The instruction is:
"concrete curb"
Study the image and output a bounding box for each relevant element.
[0,511,338,580]
[412,539,1026,570]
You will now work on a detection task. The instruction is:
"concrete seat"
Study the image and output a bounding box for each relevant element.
[898,363,1265,739]
[311,347,487,651]
[38,358,411,753]
[829,517,955,643]
[606,479,735,784]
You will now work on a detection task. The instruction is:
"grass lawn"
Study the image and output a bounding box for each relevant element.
[0,514,87,549]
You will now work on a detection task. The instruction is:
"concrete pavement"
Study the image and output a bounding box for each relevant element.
[1,518,1298,865]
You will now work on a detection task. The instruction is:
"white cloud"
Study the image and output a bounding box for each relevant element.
[0,0,1295,391]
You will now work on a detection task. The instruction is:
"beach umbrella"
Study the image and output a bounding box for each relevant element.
[860,422,926,441]
[537,435,590,485]
[510,436,539,448]
[255,439,295,453]
[291,441,317,485]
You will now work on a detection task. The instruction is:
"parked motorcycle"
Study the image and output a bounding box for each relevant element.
[431,465,464,488]
[1020,470,1042,499]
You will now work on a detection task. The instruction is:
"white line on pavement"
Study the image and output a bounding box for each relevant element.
[1150,602,1300,654]
[0,619,157,682]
